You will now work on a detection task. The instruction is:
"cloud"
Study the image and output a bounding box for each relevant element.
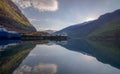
[28,18,41,22]
[12,0,58,11]
[33,63,57,74]
[13,63,58,74]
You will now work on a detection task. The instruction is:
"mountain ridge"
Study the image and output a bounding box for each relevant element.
[56,9,120,39]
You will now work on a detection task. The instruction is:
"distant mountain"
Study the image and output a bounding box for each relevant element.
[30,31,50,36]
[43,30,56,34]
[0,0,36,33]
[56,9,120,38]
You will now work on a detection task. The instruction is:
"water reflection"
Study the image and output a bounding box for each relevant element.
[13,63,57,74]
[0,40,21,51]
[0,39,120,74]
[59,39,120,69]
[0,40,48,74]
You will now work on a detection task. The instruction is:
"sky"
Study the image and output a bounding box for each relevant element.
[12,0,120,31]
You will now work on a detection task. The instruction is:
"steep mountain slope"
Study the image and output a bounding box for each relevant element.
[88,17,120,38]
[0,0,36,33]
[56,9,120,38]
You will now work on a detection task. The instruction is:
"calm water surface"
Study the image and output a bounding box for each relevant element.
[0,39,120,74]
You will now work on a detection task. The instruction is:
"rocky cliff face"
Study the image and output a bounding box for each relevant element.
[0,0,36,33]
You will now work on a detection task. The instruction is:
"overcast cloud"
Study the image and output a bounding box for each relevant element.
[12,0,58,11]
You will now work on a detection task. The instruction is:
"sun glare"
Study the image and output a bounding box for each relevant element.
[85,17,97,21]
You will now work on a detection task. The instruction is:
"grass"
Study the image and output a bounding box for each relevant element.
[0,0,32,26]
[88,18,120,37]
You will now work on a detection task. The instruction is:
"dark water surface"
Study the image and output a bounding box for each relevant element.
[0,39,120,74]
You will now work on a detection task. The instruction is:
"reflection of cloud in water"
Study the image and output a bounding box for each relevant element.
[33,63,57,74]
[13,63,57,74]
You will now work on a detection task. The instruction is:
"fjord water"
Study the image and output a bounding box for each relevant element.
[0,39,120,74]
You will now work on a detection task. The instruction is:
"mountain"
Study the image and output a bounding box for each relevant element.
[0,0,36,33]
[56,9,120,39]
[30,31,50,36]
[43,30,56,34]
[88,16,120,39]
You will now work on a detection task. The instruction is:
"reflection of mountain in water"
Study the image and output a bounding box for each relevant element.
[59,39,120,69]
[0,41,36,74]
[0,40,21,51]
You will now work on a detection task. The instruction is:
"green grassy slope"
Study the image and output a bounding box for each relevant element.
[0,0,36,33]
[88,18,120,38]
